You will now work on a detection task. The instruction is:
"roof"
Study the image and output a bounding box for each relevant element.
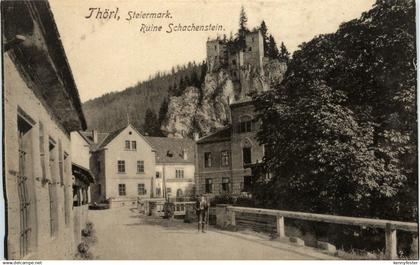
[3,1,87,131]
[196,126,231,144]
[78,131,109,151]
[96,127,126,149]
[81,124,153,151]
[72,163,94,184]
[145,137,196,164]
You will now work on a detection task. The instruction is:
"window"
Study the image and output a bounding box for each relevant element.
[156,188,161,197]
[176,189,183,197]
[205,178,213,193]
[63,152,69,174]
[118,184,126,196]
[17,113,34,257]
[252,37,255,42]
[221,151,229,167]
[118,160,125,173]
[204,152,212,168]
[232,59,236,65]
[239,121,252,133]
[248,47,252,51]
[243,147,252,165]
[166,187,172,195]
[48,137,58,237]
[156,172,160,178]
[138,184,146,195]
[58,139,64,185]
[243,176,252,192]
[39,121,46,183]
[137,160,144,173]
[222,177,230,192]
[175,169,184,179]
[131,141,137,150]
[64,186,70,226]
[96,161,101,173]
[125,140,130,149]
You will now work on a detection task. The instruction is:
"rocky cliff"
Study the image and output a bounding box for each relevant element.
[161,59,287,138]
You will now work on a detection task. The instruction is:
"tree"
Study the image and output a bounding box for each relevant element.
[278,42,290,63]
[239,6,248,34]
[254,0,416,222]
[237,6,249,48]
[266,35,279,59]
[158,97,169,126]
[144,108,160,136]
[259,21,269,57]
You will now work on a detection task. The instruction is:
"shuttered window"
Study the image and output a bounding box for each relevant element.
[48,138,58,237]
[58,139,63,185]
[17,114,33,257]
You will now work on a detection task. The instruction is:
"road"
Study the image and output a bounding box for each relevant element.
[88,206,337,260]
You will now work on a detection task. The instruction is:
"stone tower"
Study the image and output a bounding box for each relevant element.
[206,39,227,72]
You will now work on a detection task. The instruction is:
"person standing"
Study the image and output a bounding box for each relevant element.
[196,195,209,233]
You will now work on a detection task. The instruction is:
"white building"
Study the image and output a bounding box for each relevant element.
[86,124,156,207]
[145,137,196,199]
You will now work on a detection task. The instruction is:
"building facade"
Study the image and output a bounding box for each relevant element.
[145,137,196,199]
[70,132,94,246]
[88,124,156,207]
[3,1,90,259]
[196,98,264,197]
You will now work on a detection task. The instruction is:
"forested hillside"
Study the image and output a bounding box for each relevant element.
[82,62,205,132]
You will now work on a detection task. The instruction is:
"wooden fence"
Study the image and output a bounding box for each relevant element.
[224,205,418,259]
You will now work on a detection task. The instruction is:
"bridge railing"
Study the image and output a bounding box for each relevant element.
[222,205,418,259]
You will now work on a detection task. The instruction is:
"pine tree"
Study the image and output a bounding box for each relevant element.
[158,97,169,125]
[239,6,248,34]
[237,6,249,48]
[144,108,160,136]
[260,21,269,56]
[278,42,290,63]
[267,35,280,59]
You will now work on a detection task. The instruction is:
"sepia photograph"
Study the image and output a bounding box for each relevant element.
[1,0,418,261]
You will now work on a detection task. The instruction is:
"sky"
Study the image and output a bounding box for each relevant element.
[49,0,376,102]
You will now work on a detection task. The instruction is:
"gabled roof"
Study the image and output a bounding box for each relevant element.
[78,131,109,151]
[196,126,231,144]
[145,137,195,164]
[96,126,126,149]
[85,124,154,151]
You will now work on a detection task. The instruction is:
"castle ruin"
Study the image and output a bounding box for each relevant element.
[206,30,268,98]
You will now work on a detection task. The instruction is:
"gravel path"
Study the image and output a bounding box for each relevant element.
[88,207,337,260]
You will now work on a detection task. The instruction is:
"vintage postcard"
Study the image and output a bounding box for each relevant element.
[1,0,418,261]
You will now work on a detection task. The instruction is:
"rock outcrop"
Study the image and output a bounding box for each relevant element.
[161,59,287,138]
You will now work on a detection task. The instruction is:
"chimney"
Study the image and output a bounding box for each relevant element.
[182,149,188,160]
[92,129,98,143]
